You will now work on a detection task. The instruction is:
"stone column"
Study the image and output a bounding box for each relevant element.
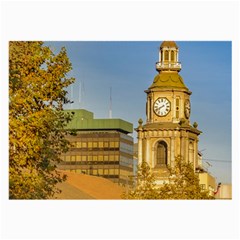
[150,92,153,121]
[170,135,175,167]
[180,131,186,160]
[193,140,198,172]
[147,98,149,122]
[172,93,176,120]
[137,119,143,165]
[145,137,150,167]
[185,137,189,163]
[138,137,142,165]
[180,136,184,159]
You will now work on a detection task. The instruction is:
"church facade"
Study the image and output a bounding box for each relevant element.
[136,41,202,182]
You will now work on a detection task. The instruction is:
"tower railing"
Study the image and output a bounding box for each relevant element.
[156,62,181,71]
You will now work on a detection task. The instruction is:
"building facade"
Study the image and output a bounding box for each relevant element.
[58,109,134,185]
[136,41,216,189]
[214,184,232,199]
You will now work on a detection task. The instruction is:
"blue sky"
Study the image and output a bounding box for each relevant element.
[46,41,232,184]
[2,1,239,238]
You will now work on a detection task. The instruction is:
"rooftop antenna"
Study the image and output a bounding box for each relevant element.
[79,77,85,109]
[199,149,206,154]
[82,80,85,109]
[79,81,81,107]
[109,86,112,118]
[206,161,212,167]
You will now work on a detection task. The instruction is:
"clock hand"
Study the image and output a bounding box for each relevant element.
[159,104,164,110]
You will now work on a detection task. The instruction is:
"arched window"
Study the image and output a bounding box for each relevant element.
[171,51,175,61]
[189,142,194,163]
[165,50,169,61]
[156,141,167,166]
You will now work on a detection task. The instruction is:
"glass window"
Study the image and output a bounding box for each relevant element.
[82,156,87,161]
[82,142,87,148]
[104,141,109,148]
[156,141,167,165]
[71,156,76,162]
[109,169,115,175]
[109,155,115,161]
[76,155,81,161]
[65,156,71,161]
[120,169,127,176]
[99,141,103,148]
[93,156,97,161]
[88,155,93,161]
[165,50,169,61]
[88,142,93,148]
[103,169,109,175]
[110,142,115,148]
[98,169,103,175]
[114,168,119,175]
[104,155,108,161]
[171,50,175,61]
[98,155,103,161]
[93,142,98,148]
[114,142,119,148]
[77,142,81,148]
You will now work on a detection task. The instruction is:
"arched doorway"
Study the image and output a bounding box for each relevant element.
[156,141,168,166]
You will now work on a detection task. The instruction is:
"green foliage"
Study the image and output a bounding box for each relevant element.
[9,41,75,199]
[123,156,214,200]
[122,161,159,199]
[159,156,214,200]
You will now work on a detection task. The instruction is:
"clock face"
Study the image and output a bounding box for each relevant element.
[184,99,191,118]
[154,97,171,116]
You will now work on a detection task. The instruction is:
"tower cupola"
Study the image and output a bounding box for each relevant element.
[156,41,181,72]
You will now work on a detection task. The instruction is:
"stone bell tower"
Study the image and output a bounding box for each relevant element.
[136,41,201,180]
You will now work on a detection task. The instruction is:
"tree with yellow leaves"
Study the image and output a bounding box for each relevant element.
[9,41,75,199]
[123,156,213,200]
[122,161,160,199]
[158,156,214,200]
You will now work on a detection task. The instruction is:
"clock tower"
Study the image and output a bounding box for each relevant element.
[136,41,201,180]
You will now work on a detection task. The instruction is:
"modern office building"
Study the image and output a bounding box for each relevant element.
[58,109,134,185]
